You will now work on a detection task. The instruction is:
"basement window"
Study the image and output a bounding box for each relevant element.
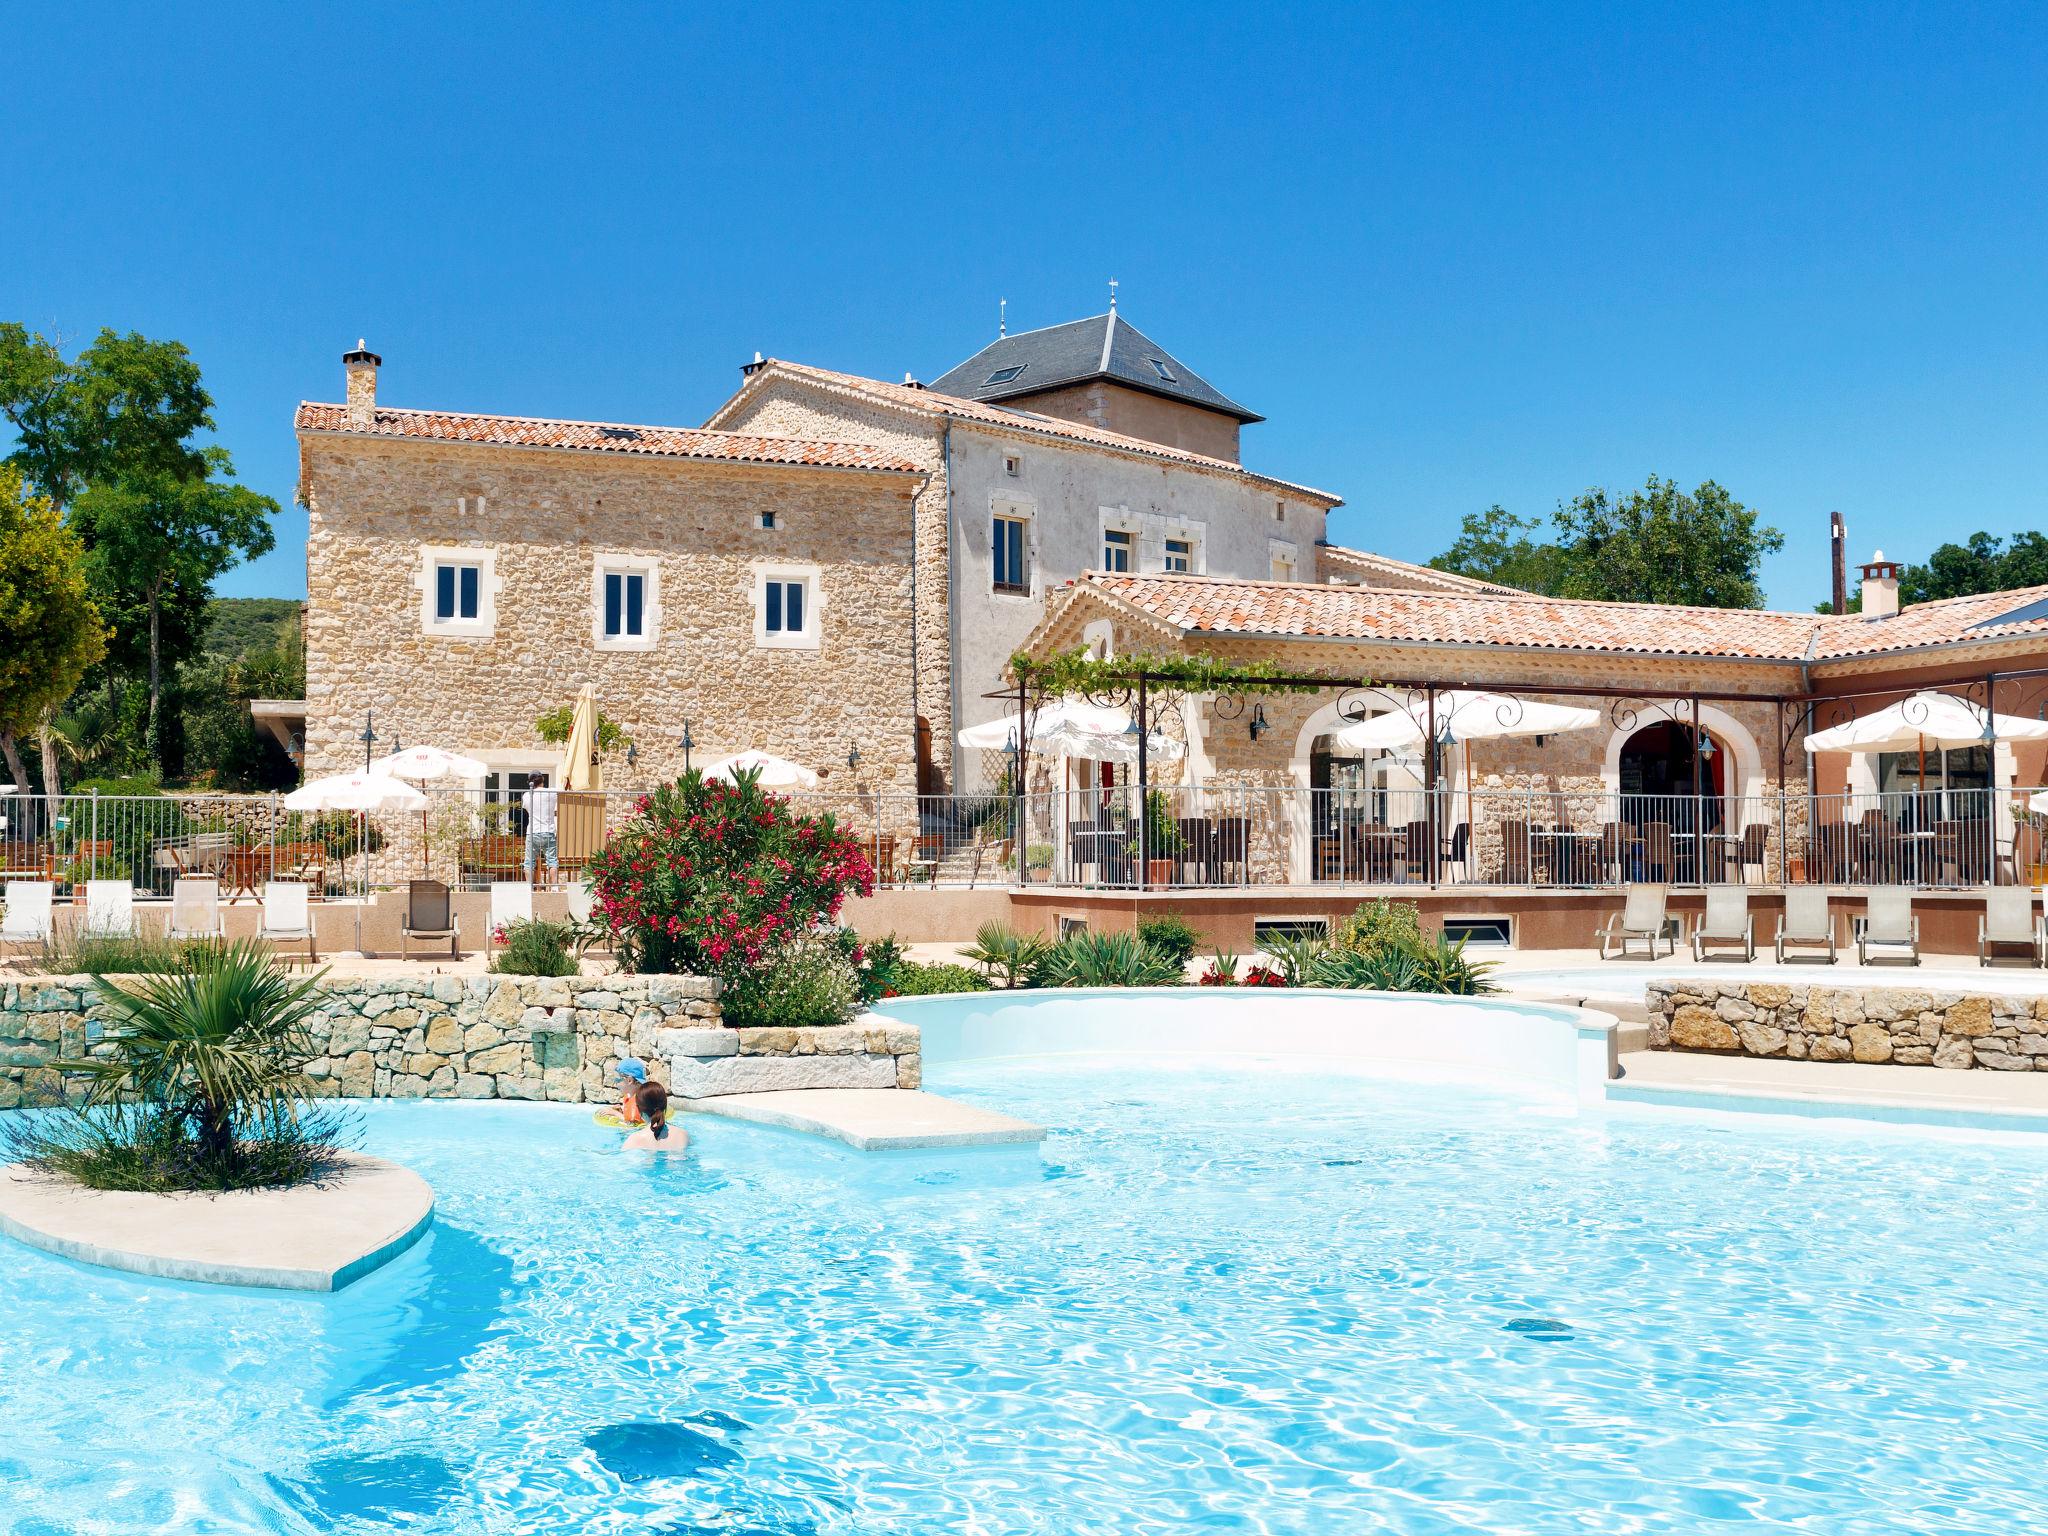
[985,365,1027,386]
[1254,918,1329,947]
[1441,917,1512,949]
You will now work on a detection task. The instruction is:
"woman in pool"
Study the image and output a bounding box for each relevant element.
[622,1081,687,1153]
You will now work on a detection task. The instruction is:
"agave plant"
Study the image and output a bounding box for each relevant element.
[1406,933,1500,996]
[66,939,330,1161]
[959,921,1051,988]
[1261,933,1332,988]
[1030,930,1183,988]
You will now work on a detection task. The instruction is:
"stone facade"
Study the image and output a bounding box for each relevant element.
[0,975,920,1106]
[297,431,923,793]
[1649,978,2048,1070]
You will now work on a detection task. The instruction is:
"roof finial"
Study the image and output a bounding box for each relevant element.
[1108,277,1118,312]
[998,297,1006,338]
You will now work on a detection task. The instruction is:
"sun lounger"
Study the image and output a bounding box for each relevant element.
[1853,889,1920,966]
[1978,887,2046,967]
[1692,887,1755,961]
[1597,884,1673,960]
[166,875,225,943]
[402,879,459,960]
[83,880,135,938]
[1,880,54,953]
[259,881,317,966]
[1774,887,1837,964]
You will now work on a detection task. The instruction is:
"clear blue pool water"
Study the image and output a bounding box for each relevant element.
[5,1061,2048,1534]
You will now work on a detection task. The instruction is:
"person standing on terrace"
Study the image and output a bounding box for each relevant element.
[522,772,558,883]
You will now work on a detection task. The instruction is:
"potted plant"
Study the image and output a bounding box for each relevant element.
[1132,791,1185,887]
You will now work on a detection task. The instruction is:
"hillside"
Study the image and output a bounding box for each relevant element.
[203,597,302,660]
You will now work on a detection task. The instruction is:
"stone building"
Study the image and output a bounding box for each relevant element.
[704,313,1345,790]
[293,346,928,794]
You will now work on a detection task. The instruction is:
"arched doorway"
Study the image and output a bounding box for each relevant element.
[1618,721,1727,878]
[1617,722,1723,801]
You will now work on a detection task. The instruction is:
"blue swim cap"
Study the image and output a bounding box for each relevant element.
[613,1056,648,1083]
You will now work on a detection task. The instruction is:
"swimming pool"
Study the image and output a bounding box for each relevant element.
[5,1056,2048,1533]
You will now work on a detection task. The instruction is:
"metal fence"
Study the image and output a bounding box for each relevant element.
[1,784,2043,899]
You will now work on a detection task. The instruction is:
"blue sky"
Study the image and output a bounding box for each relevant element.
[5,3,2043,606]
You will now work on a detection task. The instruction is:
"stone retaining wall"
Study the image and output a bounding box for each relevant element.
[0,975,920,1107]
[1649,978,2048,1071]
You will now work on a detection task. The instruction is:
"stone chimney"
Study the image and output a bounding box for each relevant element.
[343,340,381,429]
[740,350,767,379]
[1860,550,1901,617]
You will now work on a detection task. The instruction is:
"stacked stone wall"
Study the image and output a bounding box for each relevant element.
[1650,978,2048,1070]
[0,976,920,1107]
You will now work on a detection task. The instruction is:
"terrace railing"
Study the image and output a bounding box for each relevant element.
[1,784,2042,899]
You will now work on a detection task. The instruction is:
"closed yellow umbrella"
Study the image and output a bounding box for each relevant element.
[561,683,601,791]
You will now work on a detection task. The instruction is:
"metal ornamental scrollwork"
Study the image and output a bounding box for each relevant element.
[1606,696,1694,736]
[1331,685,1434,729]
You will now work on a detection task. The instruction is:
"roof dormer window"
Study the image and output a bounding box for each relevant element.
[985,365,1027,386]
[1148,358,1177,383]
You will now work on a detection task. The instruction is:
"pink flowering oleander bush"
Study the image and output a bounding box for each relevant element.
[584,768,873,991]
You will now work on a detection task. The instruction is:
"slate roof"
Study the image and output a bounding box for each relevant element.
[294,402,921,473]
[927,312,1263,423]
[1055,573,2048,667]
[713,361,1341,504]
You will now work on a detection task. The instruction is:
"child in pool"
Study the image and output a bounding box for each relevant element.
[623,1081,687,1153]
[611,1056,648,1126]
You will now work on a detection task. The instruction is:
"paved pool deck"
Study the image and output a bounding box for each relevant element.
[682,1088,1046,1152]
[1611,1048,2048,1132]
[0,1153,434,1290]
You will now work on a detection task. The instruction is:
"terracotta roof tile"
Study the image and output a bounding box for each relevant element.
[1071,574,2048,666]
[295,402,922,473]
[1317,545,1526,596]
[720,361,1343,504]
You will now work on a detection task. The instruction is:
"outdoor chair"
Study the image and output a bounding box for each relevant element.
[1641,822,1673,884]
[1439,821,1470,882]
[166,876,225,944]
[258,881,317,966]
[1977,887,2046,967]
[490,881,534,948]
[83,880,136,939]
[1737,823,1771,885]
[967,832,1013,890]
[1774,887,1838,964]
[1691,887,1755,962]
[1,881,55,954]
[1815,823,1857,884]
[1853,890,1921,966]
[1597,884,1674,960]
[1499,821,1534,884]
[402,879,459,960]
[1213,817,1250,884]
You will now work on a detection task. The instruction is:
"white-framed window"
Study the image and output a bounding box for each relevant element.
[415,546,499,639]
[1163,536,1195,574]
[591,556,659,651]
[758,510,777,530]
[753,562,822,650]
[992,513,1031,594]
[1103,528,1134,573]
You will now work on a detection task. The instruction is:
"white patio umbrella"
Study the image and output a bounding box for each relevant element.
[1040,718,1186,766]
[956,700,1135,751]
[282,773,429,952]
[369,746,490,876]
[1803,690,2048,755]
[1331,690,1601,832]
[702,751,821,790]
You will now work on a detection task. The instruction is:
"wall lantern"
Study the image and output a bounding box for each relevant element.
[1248,704,1269,742]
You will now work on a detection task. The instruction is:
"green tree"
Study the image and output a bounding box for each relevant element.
[1430,478,1783,609]
[0,466,105,792]
[0,325,277,780]
[1819,531,2048,614]
[1428,505,1569,594]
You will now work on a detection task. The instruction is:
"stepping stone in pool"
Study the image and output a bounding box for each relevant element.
[586,1418,747,1482]
[1502,1317,1576,1341]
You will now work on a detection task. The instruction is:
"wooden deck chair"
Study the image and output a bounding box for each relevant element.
[1854,890,1920,966]
[258,881,317,966]
[402,879,459,960]
[83,880,136,938]
[1978,887,2046,967]
[1,881,54,954]
[1691,887,1755,962]
[1774,887,1837,964]
[1597,884,1672,959]
[166,876,225,944]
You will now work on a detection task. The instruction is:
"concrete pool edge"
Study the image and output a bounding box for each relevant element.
[0,1153,435,1291]
[681,1087,1046,1151]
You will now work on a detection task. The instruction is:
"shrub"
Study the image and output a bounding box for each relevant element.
[1,939,353,1192]
[843,930,904,1005]
[1030,930,1183,988]
[1242,964,1288,987]
[1261,933,1331,988]
[886,961,988,996]
[584,768,873,988]
[1135,913,1200,969]
[1406,933,1500,996]
[1197,949,1240,986]
[1334,898,1425,957]
[489,917,580,977]
[30,929,207,977]
[720,934,862,1027]
[959,921,1050,988]
[1308,944,1423,992]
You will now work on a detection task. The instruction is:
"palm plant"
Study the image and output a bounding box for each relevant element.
[55,939,337,1174]
[1406,933,1500,996]
[959,920,1050,988]
[1261,933,1332,987]
[1030,930,1183,988]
